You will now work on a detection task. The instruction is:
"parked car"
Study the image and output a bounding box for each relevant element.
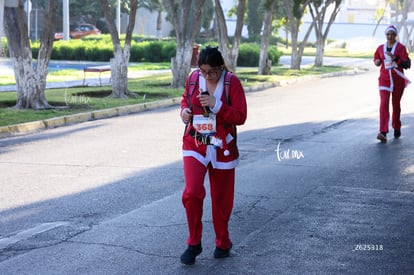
[54,23,101,40]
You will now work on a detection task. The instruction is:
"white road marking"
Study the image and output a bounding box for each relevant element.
[0,221,69,250]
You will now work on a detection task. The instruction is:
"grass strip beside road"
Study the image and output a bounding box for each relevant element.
[0,65,350,127]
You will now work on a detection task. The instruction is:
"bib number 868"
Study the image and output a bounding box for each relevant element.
[195,123,214,132]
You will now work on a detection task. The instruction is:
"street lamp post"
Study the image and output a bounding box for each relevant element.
[63,0,69,40]
[26,0,31,38]
[0,0,5,40]
[116,0,120,36]
[1,0,19,41]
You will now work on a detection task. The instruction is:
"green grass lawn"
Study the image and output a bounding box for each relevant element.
[0,58,356,127]
[0,72,182,126]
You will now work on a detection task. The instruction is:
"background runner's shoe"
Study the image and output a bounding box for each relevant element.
[377,132,387,143]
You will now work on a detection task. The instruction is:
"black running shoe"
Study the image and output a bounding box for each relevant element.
[214,243,232,259]
[394,129,401,139]
[180,244,202,265]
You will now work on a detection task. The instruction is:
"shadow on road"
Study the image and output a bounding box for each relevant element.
[0,115,413,274]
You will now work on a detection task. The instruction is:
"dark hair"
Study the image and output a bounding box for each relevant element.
[197,46,225,68]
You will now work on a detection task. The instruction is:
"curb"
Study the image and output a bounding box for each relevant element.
[0,98,181,139]
[0,68,366,139]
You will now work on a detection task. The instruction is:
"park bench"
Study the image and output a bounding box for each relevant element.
[83,65,111,86]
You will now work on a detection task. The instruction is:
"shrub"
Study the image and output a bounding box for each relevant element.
[99,47,114,61]
[31,42,39,59]
[51,40,83,60]
[238,43,260,66]
[129,40,176,62]
[130,42,146,62]
[237,43,282,67]
[161,41,176,61]
[73,44,86,60]
[268,46,282,65]
[145,41,163,62]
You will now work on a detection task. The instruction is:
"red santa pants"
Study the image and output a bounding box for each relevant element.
[379,81,405,133]
[182,156,235,250]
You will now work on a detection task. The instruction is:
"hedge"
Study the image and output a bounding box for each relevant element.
[25,38,283,66]
[237,43,282,67]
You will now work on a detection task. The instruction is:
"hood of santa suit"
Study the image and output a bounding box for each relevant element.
[385,25,398,35]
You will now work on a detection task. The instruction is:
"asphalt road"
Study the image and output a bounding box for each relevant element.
[0,64,413,274]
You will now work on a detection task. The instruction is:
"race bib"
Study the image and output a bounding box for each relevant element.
[192,114,216,134]
[385,56,397,70]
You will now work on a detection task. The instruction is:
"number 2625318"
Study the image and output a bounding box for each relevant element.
[353,244,383,251]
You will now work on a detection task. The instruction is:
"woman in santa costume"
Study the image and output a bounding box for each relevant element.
[179,46,247,265]
[374,24,411,142]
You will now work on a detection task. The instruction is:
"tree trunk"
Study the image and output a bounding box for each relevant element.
[314,38,325,67]
[229,0,246,71]
[373,1,389,36]
[99,0,138,98]
[4,0,57,109]
[168,0,205,88]
[293,20,314,69]
[171,43,193,88]
[289,21,314,70]
[399,0,412,47]
[110,49,130,98]
[284,0,312,70]
[214,0,230,66]
[156,10,162,38]
[214,0,246,72]
[258,0,276,75]
[310,0,341,68]
[290,36,302,69]
[12,57,49,109]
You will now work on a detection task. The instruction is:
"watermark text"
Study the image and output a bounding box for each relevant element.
[275,142,305,162]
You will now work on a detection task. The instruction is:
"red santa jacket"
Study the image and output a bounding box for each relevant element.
[374,42,410,91]
[180,70,247,169]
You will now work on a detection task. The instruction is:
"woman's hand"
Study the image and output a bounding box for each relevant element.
[374,59,381,66]
[386,52,397,61]
[197,93,216,108]
[181,108,192,124]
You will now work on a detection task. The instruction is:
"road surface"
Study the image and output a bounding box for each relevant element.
[0,65,413,274]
